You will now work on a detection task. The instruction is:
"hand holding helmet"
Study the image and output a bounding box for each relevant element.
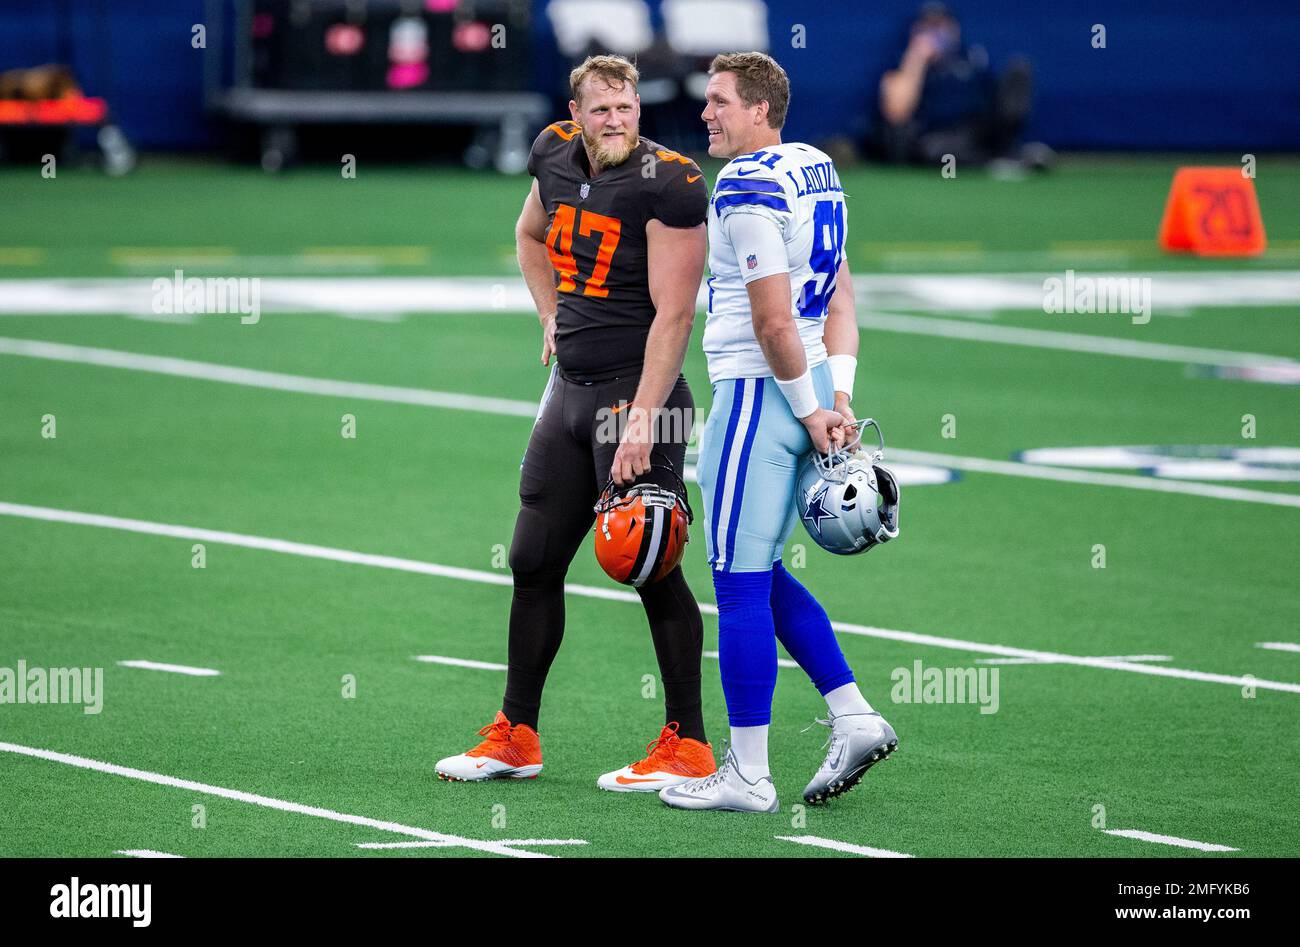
[593,460,694,587]
[796,418,901,556]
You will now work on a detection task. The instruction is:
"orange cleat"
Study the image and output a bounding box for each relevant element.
[597,722,716,793]
[435,711,543,781]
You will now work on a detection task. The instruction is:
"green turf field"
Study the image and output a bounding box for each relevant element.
[1,156,1298,858]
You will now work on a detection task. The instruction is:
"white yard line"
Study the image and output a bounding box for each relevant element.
[775,835,913,858]
[0,741,552,859]
[826,618,1298,693]
[1256,642,1300,654]
[5,336,1299,508]
[4,271,1300,318]
[977,654,1172,666]
[357,839,587,850]
[117,660,221,677]
[858,311,1300,370]
[412,655,507,671]
[1103,829,1239,853]
[4,273,1298,372]
[0,276,536,316]
[0,337,537,418]
[115,849,184,858]
[853,272,1300,314]
[888,448,1300,509]
[3,500,1297,695]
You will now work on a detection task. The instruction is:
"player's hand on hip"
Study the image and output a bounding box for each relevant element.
[539,311,557,366]
[802,407,845,455]
[612,406,653,486]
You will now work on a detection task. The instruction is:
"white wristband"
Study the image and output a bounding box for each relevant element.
[775,368,819,419]
[827,354,857,402]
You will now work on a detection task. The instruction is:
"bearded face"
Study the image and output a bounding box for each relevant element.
[571,76,641,170]
[581,121,639,168]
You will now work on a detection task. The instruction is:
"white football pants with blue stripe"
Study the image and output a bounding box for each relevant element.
[698,362,836,572]
[697,361,856,727]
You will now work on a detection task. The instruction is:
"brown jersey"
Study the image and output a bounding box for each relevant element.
[527,120,708,381]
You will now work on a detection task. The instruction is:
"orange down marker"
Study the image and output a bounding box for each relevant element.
[1158,167,1266,256]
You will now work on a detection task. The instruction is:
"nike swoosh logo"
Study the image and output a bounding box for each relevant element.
[610,403,629,414]
[686,174,702,183]
[735,168,762,176]
[615,775,662,785]
[475,761,489,768]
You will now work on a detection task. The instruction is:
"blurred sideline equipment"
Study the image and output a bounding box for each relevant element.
[204,0,547,172]
[594,464,694,588]
[0,64,133,174]
[662,0,768,57]
[1158,167,1266,257]
[796,418,901,556]
[547,0,654,57]
[546,0,769,152]
[663,0,769,102]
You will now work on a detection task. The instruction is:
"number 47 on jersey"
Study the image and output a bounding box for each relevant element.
[545,204,622,298]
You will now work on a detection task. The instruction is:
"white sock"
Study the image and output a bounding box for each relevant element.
[825,682,873,718]
[729,725,770,780]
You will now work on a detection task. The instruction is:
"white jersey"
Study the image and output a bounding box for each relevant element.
[703,142,847,383]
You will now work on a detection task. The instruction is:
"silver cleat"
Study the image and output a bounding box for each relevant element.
[802,711,898,805]
[659,747,780,813]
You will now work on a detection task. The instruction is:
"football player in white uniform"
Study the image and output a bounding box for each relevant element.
[660,52,898,813]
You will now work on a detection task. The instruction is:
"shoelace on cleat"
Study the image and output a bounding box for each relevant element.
[802,716,841,763]
[467,716,513,756]
[477,717,511,741]
[629,723,681,773]
[644,723,680,761]
[690,742,735,791]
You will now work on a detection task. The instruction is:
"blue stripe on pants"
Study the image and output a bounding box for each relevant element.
[709,380,745,567]
[721,378,763,572]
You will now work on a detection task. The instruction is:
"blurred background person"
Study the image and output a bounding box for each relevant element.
[875,2,1052,171]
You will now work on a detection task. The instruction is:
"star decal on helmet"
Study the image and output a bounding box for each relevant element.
[802,485,839,537]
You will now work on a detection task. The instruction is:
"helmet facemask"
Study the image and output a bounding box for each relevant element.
[797,418,901,555]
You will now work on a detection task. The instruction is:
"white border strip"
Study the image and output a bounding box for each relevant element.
[1103,829,1239,853]
[0,741,551,858]
[3,500,1296,695]
[775,834,913,858]
[115,849,184,858]
[117,660,221,677]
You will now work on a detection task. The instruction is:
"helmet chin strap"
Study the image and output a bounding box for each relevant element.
[593,459,694,524]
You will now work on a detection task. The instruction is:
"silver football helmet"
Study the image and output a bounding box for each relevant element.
[796,418,900,556]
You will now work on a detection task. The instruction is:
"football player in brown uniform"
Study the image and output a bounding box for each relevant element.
[436,56,717,792]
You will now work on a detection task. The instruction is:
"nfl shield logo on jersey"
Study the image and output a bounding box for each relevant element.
[580,182,590,200]
[746,253,757,270]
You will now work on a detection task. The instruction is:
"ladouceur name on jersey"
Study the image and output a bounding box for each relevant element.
[785,161,842,198]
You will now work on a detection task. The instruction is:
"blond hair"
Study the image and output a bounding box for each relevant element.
[569,54,640,103]
[708,52,789,129]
